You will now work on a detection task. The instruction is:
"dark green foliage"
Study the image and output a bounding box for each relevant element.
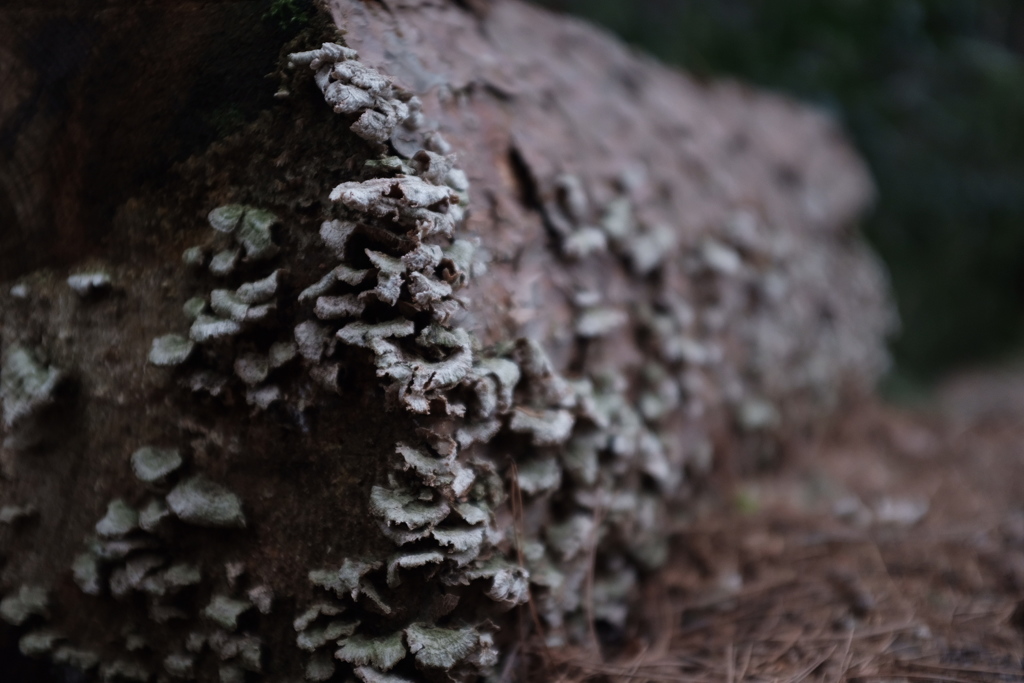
[540,0,1024,383]
[265,0,313,32]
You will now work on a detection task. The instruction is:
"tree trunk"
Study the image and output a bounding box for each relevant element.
[0,1,892,681]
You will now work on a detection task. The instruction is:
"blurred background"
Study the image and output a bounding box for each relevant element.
[538,0,1024,394]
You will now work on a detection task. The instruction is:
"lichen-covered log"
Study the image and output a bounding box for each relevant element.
[0,0,893,681]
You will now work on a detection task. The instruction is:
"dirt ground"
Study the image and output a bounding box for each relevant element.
[524,368,1024,682]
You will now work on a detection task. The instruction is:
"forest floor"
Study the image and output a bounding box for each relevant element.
[526,367,1024,682]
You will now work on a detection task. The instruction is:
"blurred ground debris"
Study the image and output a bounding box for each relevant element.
[513,367,1024,681]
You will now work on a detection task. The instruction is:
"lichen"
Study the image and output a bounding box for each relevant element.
[335,631,406,671]
[19,629,62,657]
[99,658,150,682]
[148,335,195,367]
[71,553,103,595]
[208,204,246,233]
[166,476,246,528]
[53,646,100,671]
[1,346,63,449]
[95,500,140,538]
[130,446,183,483]
[66,271,112,297]
[209,248,240,277]
[163,651,195,679]
[404,623,486,670]
[203,595,252,631]
[0,585,49,625]
[0,504,37,525]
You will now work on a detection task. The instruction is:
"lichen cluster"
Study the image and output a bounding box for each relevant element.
[4,433,269,682]
[276,42,702,680]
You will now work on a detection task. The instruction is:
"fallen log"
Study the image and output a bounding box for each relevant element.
[0,1,893,680]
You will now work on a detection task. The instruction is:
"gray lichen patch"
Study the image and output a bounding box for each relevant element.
[130,447,183,483]
[66,271,112,297]
[700,238,743,276]
[203,595,252,631]
[99,658,150,682]
[544,514,596,562]
[95,500,140,538]
[158,563,203,591]
[515,456,562,495]
[210,632,263,672]
[211,289,275,324]
[290,42,414,145]
[295,321,331,362]
[246,384,282,409]
[336,319,415,348]
[563,226,608,258]
[166,476,246,528]
[1,346,64,444]
[508,408,574,446]
[182,246,207,269]
[314,294,365,320]
[138,498,171,532]
[575,307,627,339]
[237,270,281,303]
[461,559,530,606]
[353,666,415,683]
[209,249,241,277]
[183,296,208,320]
[72,552,103,596]
[219,663,246,683]
[242,585,268,618]
[335,631,406,671]
[19,629,62,657]
[404,623,483,670]
[208,204,246,233]
[308,558,381,603]
[190,315,242,344]
[430,526,485,553]
[237,208,281,262]
[53,645,100,671]
[369,485,450,529]
[0,504,37,524]
[317,220,357,260]
[163,651,195,679]
[234,353,270,386]
[297,619,358,651]
[736,397,780,432]
[385,550,445,587]
[148,335,195,367]
[293,603,345,634]
[305,650,336,682]
[268,341,297,369]
[331,177,458,239]
[111,553,165,599]
[0,585,49,625]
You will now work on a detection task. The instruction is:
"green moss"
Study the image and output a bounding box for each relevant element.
[264,0,313,32]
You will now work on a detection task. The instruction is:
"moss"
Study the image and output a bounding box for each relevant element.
[264,0,314,33]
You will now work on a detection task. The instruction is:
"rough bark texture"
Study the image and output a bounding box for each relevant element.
[0,1,892,681]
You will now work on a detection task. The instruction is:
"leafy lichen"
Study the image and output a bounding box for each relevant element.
[166,476,246,528]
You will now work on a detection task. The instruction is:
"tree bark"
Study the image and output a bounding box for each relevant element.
[0,1,892,681]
